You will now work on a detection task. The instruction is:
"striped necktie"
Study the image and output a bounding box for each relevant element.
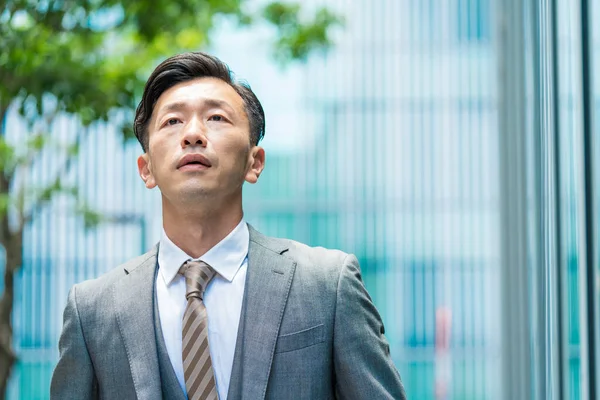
[179,260,218,400]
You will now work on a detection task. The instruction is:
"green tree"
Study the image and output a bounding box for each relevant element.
[0,0,340,396]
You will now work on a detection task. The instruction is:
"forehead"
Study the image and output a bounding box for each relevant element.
[153,77,245,115]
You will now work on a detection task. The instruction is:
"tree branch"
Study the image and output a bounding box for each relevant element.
[0,174,9,246]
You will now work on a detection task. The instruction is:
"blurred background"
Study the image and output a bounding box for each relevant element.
[0,0,599,399]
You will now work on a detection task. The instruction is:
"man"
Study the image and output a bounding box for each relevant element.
[51,52,406,400]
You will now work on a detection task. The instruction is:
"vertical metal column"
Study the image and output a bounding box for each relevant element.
[549,0,566,397]
[497,0,533,398]
[579,0,598,397]
[535,0,563,398]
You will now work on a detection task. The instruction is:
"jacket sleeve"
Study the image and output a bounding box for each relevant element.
[333,254,407,400]
[50,285,98,399]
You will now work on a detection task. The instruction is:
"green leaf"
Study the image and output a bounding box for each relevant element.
[120,123,137,143]
[67,142,80,157]
[26,133,46,151]
[0,138,15,174]
[262,3,343,63]
[76,203,104,230]
[37,177,62,202]
[263,2,302,26]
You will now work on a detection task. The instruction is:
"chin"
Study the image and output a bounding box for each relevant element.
[178,187,212,202]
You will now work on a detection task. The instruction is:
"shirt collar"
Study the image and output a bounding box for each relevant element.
[158,219,249,286]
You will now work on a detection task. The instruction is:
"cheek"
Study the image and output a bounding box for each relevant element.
[214,140,250,164]
[148,137,171,162]
[146,156,166,180]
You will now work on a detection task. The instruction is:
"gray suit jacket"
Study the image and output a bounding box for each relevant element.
[50,226,406,399]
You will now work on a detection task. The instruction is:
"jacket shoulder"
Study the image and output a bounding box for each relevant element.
[252,228,350,278]
[71,246,158,303]
[285,239,349,270]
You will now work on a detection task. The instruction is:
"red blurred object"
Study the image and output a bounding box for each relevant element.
[435,306,452,399]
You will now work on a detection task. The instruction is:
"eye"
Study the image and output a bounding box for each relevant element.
[166,118,180,126]
[208,115,225,122]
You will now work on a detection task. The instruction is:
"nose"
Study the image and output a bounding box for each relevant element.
[181,118,208,148]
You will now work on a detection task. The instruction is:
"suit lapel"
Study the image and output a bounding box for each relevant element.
[113,246,162,400]
[228,226,296,400]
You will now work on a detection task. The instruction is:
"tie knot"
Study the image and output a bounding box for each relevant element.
[179,260,216,301]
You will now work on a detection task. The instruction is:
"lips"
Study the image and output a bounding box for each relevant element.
[177,154,212,169]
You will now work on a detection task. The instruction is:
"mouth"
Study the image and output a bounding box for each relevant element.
[177,154,212,170]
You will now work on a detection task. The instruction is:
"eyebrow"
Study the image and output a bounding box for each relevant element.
[160,99,237,116]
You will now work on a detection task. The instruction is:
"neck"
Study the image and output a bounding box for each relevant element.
[162,196,244,259]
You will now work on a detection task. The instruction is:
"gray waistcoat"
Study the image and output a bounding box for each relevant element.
[153,284,187,400]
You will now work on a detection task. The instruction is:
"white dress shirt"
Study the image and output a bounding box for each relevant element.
[156,220,249,400]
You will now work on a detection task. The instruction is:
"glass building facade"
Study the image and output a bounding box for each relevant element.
[2,0,599,399]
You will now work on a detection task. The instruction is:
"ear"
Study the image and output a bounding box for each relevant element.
[245,146,265,184]
[137,153,157,189]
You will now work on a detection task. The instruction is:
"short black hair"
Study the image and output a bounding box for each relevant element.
[133,52,265,152]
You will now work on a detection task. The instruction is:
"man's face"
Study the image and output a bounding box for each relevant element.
[137,77,264,205]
